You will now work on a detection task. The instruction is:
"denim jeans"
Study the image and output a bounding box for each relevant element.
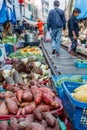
[51,28,62,54]
[70,37,77,53]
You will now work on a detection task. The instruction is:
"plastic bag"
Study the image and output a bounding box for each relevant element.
[45,31,51,42]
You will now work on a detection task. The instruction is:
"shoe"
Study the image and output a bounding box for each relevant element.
[70,51,75,56]
[56,53,60,56]
[52,49,56,54]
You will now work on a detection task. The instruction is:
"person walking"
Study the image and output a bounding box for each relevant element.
[68,8,81,56]
[47,0,66,56]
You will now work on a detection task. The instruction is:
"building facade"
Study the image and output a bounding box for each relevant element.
[41,0,49,21]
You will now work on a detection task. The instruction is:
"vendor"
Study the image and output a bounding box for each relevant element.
[2,22,12,38]
[68,8,81,56]
[37,18,45,37]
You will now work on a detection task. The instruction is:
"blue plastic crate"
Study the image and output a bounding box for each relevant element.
[74,60,87,68]
[52,75,87,99]
[0,85,5,92]
[62,81,87,130]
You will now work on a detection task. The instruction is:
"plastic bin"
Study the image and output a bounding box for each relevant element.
[52,75,87,99]
[5,44,14,56]
[74,60,87,68]
[62,81,87,130]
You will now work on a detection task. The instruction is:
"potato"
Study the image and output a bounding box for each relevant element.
[5,98,18,114]
[16,90,23,102]
[42,112,56,127]
[17,108,22,115]
[0,121,8,130]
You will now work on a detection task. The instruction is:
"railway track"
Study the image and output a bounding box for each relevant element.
[42,42,87,130]
[61,44,87,60]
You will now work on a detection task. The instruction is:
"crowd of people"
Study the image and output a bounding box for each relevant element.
[0,0,85,57]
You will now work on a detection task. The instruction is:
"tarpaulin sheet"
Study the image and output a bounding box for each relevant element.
[0,0,8,24]
[74,0,87,19]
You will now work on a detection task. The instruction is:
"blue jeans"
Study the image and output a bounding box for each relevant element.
[70,37,77,53]
[51,28,62,54]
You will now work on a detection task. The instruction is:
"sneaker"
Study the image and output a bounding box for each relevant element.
[52,49,56,54]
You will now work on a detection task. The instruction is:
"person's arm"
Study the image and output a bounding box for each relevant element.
[47,11,51,31]
[61,12,66,30]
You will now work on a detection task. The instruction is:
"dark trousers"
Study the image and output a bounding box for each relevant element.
[70,37,77,53]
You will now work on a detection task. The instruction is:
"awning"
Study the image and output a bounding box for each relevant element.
[74,0,87,19]
[23,17,37,26]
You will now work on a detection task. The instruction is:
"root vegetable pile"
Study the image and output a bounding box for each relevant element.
[0,112,61,130]
[0,82,60,115]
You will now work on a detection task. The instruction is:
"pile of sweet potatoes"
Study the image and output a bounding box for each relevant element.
[0,112,61,130]
[0,82,60,115]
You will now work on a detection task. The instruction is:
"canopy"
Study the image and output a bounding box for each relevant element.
[23,17,37,26]
[74,0,87,19]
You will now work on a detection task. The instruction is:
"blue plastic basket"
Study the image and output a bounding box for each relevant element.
[52,75,87,99]
[74,60,87,68]
[62,81,87,130]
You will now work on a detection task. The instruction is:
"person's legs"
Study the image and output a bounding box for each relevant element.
[51,30,57,54]
[70,37,77,55]
[55,28,62,55]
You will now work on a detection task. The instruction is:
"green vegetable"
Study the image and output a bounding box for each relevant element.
[56,77,69,86]
[69,75,82,82]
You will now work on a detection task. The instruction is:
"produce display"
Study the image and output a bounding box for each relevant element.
[75,59,87,64]
[0,82,60,115]
[72,84,87,102]
[0,112,67,130]
[2,36,16,44]
[56,75,87,87]
[9,46,43,59]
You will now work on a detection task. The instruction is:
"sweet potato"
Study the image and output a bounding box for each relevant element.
[4,91,14,98]
[0,101,9,115]
[21,108,26,115]
[23,92,33,102]
[25,102,36,114]
[35,105,50,112]
[33,109,42,121]
[11,96,20,106]
[5,98,18,114]
[20,102,30,107]
[41,120,47,129]
[17,108,22,115]
[0,121,9,130]
[43,93,55,106]
[40,87,55,97]
[46,120,60,130]
[16,90,23,102]
[31,85,42,105]
[10,117,18,130]
[29,122,45,130]
[42,112,56,127]
[53,97,60,109]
